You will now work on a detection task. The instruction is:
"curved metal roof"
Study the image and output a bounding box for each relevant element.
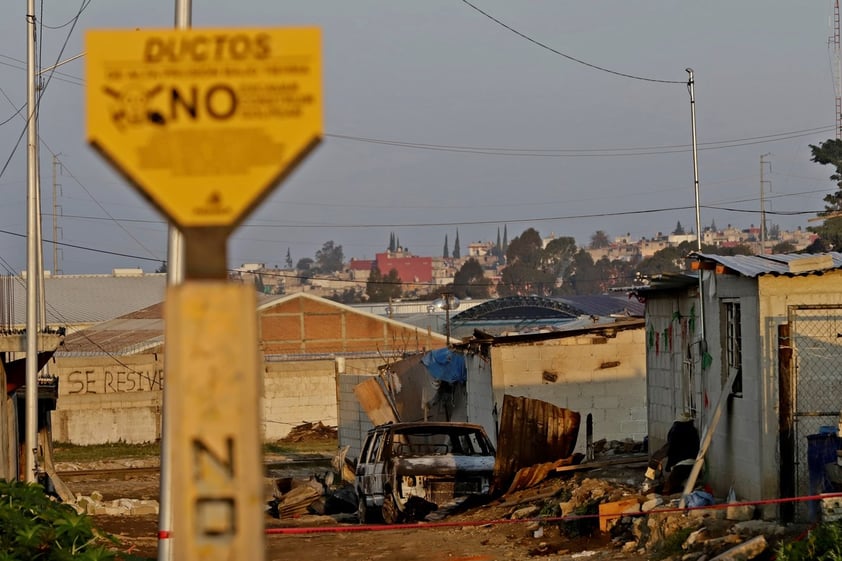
[451,295,643,322]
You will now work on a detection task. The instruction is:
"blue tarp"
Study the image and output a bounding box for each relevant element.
[421,348,466,383]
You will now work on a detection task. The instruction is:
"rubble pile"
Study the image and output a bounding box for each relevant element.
[469,470,798,560]
[279,421,337,442]
[70,491,159,516]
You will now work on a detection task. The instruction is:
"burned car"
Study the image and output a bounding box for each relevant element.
[355,421,496,523]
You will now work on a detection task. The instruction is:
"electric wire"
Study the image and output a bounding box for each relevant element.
[325,125,837,158]
[459,0,685,84]
[39,0,91,30]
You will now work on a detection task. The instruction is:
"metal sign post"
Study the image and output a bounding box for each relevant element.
[86,27,322,560]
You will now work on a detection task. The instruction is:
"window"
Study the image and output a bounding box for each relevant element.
[723,300,743,397]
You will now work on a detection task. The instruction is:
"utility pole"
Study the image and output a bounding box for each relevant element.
[832,0,842,139]
[760,154,771,254]
[25,0,40,484]
[686,68,704,341]
[52,155,63,275]
[158,3,190,558]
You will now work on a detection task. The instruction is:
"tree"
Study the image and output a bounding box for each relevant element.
[772,240,797,253]
[808,138,842,249]
[443,235,449,258]
[296,257,314,271]
[315,240,344,274]
[498,228,554,296]
[328,287,362,304]
[542,236,577,282]
[451,258,491,299]
[559,249,599,295]
[453,229,461,259]
[493,227,503,258]
[389,232,396,252]
[673,221,685,235]
[285,248,293,269]
[636,244,689,277]
[366,266,402,302]
[590,230,610,249]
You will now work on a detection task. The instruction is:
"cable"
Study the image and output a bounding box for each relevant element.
[0,57,84,86]
[459,0,684,84]
[0,227,164,263]
[326,125,837,158]
[0,0,87,183]
[0,88,26,127]
[39,0,91,30]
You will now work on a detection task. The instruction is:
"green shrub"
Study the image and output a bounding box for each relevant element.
[775,521,842,561]
[653,526,694,560]
[0,479,130,560]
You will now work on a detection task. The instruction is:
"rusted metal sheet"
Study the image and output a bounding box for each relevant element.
[353,377,399,426]
[493,395,580,491]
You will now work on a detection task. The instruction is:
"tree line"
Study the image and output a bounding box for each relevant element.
[282,136,842,304]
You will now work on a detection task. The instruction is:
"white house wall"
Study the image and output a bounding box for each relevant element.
[488,327,646,456]
[660,269,842,508]
[644,290,702,455]
[700,273,765,502]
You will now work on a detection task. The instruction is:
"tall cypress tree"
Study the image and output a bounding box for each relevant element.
[495,227,502,257]
[453,229,461,259]
[503,225,508,254]
[443,235,450,258]
[389,232,396,252]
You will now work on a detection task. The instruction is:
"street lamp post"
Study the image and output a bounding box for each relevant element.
[432,291,459,344]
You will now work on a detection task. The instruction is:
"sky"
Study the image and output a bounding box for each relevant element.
[0,1,839,275]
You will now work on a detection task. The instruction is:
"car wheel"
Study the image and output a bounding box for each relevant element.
[357,494,369,524]
[381,493,401,525]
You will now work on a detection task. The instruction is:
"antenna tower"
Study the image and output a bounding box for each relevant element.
[832,0,842,138]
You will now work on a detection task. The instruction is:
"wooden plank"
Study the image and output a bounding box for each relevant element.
[679,366,740,507]
[353,378,398,426]
[553,454,647,473]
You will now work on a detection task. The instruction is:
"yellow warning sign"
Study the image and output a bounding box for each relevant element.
[86,27,322,229]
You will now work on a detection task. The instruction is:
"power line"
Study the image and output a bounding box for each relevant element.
[325,125,837,157]
[40,0,91,30]
[459,0,685,84]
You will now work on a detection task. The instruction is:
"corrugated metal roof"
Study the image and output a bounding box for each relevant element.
[693,252,842,278]
[1,273,166,328]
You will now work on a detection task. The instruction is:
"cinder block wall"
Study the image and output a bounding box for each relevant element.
[336,372,377,463]
[51,355,385,445]
[51,356,164,445]
[490,326,647,455]
[263,360,337,441]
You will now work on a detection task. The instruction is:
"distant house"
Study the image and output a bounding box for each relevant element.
[633,252,842,520]
[375,250,433,284]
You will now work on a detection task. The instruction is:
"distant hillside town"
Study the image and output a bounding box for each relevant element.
[230,223,816,303]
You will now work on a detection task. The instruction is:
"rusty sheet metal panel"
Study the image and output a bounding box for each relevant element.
[353,377,399,426]
[493,395,580,490]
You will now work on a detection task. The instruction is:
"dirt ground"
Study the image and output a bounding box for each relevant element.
[66,463,642,561]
